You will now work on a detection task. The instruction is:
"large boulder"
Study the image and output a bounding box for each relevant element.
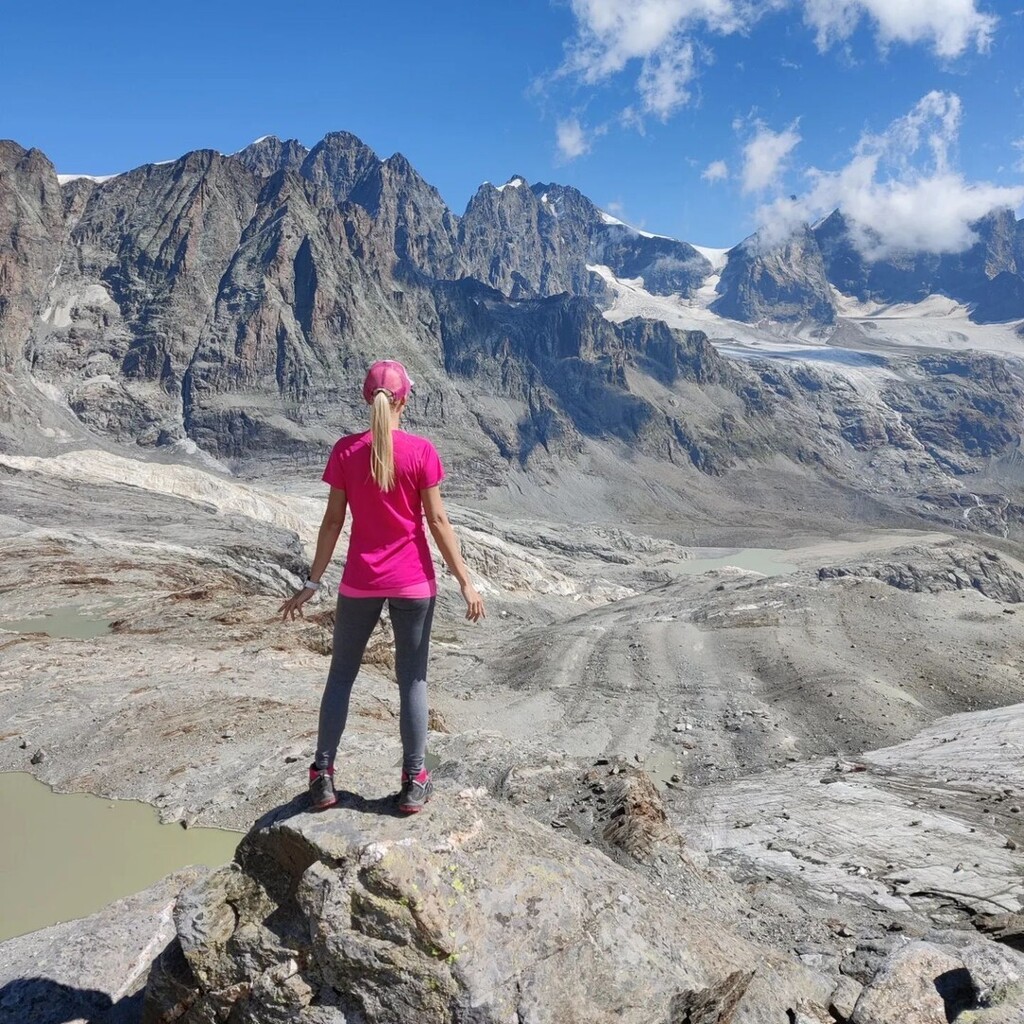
[142,788,830,1024]
[850,939,1024,1024]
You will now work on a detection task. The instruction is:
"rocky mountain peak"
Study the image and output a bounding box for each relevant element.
[233,135,308,178]
[712,224,836,323]
[299,131,380,204]
[347,150,461,277]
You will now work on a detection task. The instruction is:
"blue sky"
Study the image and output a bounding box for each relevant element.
[3,0,1022,248]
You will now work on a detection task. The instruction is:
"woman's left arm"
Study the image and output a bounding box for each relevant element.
[279,487,348,620]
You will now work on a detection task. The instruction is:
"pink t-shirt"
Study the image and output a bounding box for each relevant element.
[322,430,444,598]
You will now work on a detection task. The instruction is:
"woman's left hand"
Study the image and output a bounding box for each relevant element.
[278,588,314,621]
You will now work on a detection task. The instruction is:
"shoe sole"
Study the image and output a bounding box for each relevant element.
[311,794,338,811]
[398,795,432,814]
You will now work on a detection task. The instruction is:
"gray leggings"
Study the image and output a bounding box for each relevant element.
[315,595,435,776]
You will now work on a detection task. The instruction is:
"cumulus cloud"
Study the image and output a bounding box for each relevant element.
[555,118,592,161]
[801,0,997,58]
[557,0,997,130]
[755,91,1024,257]
[702,159,729,182]
[561,0,745,121]
[740,122,801,193]
[564,0,745,82]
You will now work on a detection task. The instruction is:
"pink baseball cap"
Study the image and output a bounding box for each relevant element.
[362,360,414,404]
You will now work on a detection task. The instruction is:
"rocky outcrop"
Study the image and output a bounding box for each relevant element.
[848,940,1024,1023]
[430,278,779,470]
[457,179,594,298]
[457,179,711,300]
[974,272,1024,324]
[234,136,309,179]
[298,130,379,206]
[592,220,711,297]
[142,791,830,1024]
[817,542,1024,603]
[349,152,462,279]
[712,227,836,324]
[0,142,65,371]
[706,206,1024,326]
[22,148,264,445]
[881,354,1024,473]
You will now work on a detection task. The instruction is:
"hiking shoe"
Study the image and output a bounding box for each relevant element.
[308,763,337,810]
[398,769,433,814]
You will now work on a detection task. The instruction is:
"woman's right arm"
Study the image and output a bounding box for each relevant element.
[421,485,485,622]
[279,487,347,620]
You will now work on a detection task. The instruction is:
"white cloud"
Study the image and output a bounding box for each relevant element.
[741,122,801,193]
[556,0,997,133]
[702,159,729,182]
[868,89,962,174]
[619,106,647,133]
[564,0,746,82]
[755,92,1024,257]
[637,37,697,117]
[802,0,997,58]
[555,118,592,161]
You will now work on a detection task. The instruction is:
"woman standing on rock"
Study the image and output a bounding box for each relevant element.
[279,360,485,813]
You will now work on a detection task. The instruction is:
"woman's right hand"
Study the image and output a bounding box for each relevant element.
[278,588,314,621]
[461,582,486,623]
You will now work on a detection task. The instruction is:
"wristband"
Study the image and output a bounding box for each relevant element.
[302,579,321,591]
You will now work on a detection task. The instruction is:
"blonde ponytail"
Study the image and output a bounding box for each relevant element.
[369,389,396,490]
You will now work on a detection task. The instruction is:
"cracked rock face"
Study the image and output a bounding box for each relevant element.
[142,792,830,1024]
[816,543,1024,603]
[712,227,836,325]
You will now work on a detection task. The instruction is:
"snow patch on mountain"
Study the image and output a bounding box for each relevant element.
[590,263,1024,361]
[597,211,673,241]
[690,245,730,272]
[40,285,117,328]
[57,174,118,185]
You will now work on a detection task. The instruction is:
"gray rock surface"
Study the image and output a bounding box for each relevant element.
[141,790,830,1024]
[712,226,836,324]
[817,543,1024,602]
[0,869,201,1024]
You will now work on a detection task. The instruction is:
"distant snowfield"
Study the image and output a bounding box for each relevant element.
[597,210,673,241]
[588,264,1024,372]
[689,245,729,272]
[56,173,118,185]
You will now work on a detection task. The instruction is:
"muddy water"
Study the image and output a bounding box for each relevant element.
[0,604,114,639]
[678,548,796,577]
[0,772,240,942]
